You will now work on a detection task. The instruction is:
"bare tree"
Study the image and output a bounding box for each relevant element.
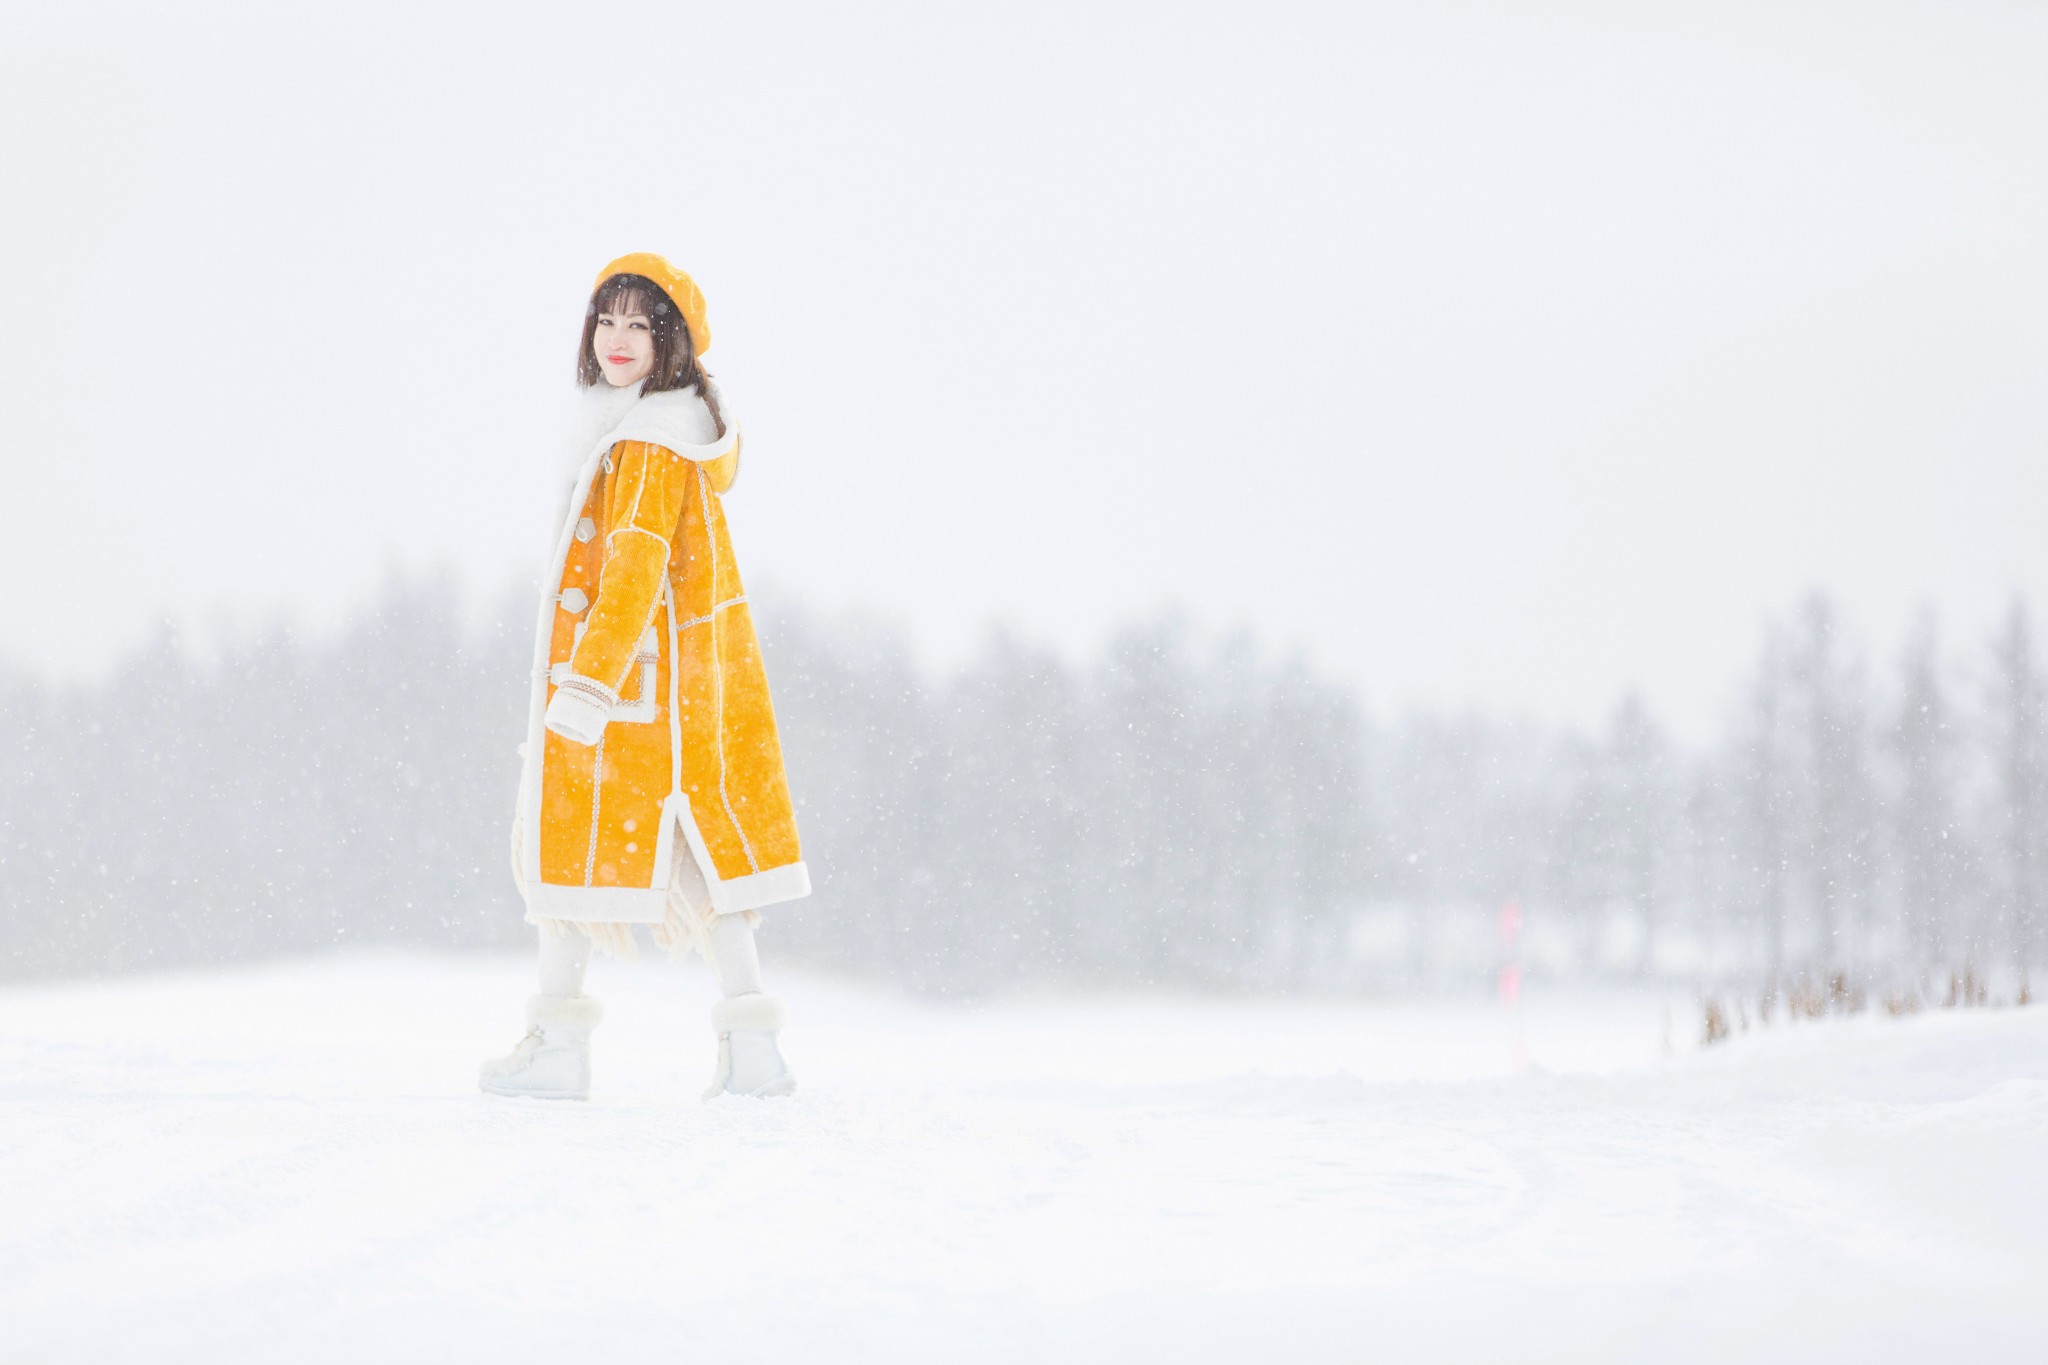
[1735,627,1794,982]
[1606,694,1672,977]
[1988,598,2044,976]
[1788,595,1876,973]
[1890,610,1963,967]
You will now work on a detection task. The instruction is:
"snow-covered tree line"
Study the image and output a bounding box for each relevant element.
[1,579,2041,990]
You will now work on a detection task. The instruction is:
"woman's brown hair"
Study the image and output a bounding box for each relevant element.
[576,273,724,433]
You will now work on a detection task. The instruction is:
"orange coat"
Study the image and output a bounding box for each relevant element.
[512,381,809,937]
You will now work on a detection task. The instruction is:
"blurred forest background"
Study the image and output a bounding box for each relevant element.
[3,580,2039,996]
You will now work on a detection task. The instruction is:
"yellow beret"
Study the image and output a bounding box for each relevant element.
[593,252,711,359]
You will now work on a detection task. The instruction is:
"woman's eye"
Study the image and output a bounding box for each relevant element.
[630,321,648,330]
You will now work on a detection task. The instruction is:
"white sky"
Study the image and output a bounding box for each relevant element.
[1,1,2042,738]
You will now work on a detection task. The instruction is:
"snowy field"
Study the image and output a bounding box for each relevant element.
[1,951,2043,1363]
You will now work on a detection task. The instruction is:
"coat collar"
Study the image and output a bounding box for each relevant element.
[579,376,643,435]
[578,379,736,463]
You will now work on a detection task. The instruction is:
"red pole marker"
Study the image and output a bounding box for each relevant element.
[1499,897,1529,1072]
[1497,897,1524,1004]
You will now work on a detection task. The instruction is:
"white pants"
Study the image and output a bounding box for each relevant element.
[539,844,764,1000]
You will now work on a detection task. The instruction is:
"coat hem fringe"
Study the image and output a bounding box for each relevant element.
[537,895,761,964]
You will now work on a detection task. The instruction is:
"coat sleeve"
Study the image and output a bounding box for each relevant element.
[565,439,691,694]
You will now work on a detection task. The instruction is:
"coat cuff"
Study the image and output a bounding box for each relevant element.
[544,677,617,746]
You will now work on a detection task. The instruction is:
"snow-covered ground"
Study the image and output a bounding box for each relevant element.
[1,951,2042,1363]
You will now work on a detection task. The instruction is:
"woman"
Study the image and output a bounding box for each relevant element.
[481,252,810,1102]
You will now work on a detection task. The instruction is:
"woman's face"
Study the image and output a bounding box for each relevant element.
[592,295,656,387]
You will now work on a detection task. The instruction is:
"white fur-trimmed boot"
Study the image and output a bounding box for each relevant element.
[703,992,796,1100]
[479,993,603,1101]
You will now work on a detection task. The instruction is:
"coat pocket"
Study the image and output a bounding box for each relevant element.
[611,626,661,723]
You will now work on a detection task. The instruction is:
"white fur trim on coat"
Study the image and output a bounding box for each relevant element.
[710,992,785,1035]
[543,683,611,746]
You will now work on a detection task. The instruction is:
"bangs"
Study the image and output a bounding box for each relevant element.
[591,274,671,320]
